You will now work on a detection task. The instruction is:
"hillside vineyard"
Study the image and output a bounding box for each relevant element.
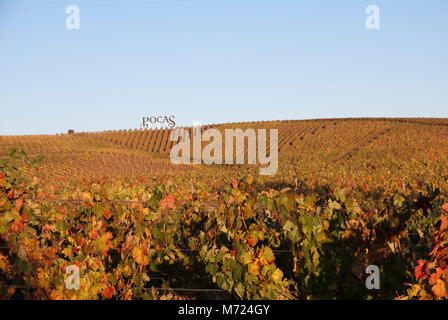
[1,118,448,300]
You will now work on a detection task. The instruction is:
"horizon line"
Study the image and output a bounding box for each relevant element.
[2,116,448,137]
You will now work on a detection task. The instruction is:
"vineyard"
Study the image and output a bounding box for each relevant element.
[1,118,448,300]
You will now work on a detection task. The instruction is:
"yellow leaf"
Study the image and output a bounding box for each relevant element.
[271,268,284,284]
[248,262,259,275]
[124,289,132,300]
[133,247,149,266]
[123,265,131,277]
[81,192,92,201]
[0,256,6,272]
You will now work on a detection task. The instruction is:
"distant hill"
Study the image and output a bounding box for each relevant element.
[1,118,448,180]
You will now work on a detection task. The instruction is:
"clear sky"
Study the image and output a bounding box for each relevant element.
[0,0,447,135]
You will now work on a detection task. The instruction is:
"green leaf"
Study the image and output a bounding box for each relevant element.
[239,251,252,266]
[261,247,275,264]
[276,194,295,211]
[234,282,245,299]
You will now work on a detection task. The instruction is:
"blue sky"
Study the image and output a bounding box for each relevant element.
[0,0,447,135]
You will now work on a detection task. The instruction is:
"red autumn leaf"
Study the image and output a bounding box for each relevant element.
[440,215,448,232]
[102,207,112,220]
[7,189,14,199]
[415,259,428,280]
[248,237,257,247]
[432,281,447,298]
[10,220,24,233]
[101,286,116,299]
[160,195,175,209]
[429,272,439,285]
[90,229,99,240]
[442,203,448,214]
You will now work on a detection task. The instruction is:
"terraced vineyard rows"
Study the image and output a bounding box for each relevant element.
[2,118,448,181]
[88,120,357,162]
[0,134,115,156]
[0,134,192,180]
[23,151,193,180]
[89,119,448,164]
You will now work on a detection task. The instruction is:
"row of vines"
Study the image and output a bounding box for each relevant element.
[0,150,447,299]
